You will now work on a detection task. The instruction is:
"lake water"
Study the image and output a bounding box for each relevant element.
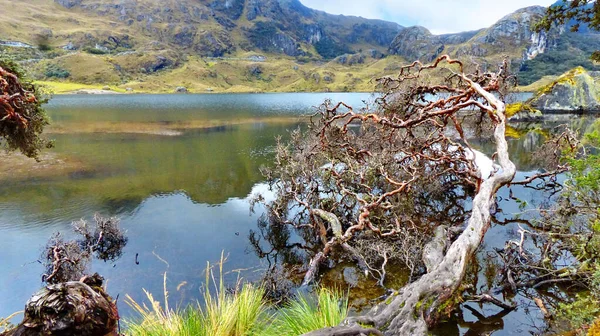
[0,93,596,335]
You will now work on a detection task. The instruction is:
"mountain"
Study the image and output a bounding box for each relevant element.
[0,1,599,92]
[387,6,600,85]
[389,7,562,65]
[0,0,401,58]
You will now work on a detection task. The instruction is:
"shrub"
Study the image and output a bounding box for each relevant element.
[44,64,70,79]
[0,57,51,158]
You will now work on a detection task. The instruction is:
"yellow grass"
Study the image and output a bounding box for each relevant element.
[35,81,126,94]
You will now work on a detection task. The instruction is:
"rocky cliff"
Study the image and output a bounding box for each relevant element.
[389,6,562,63]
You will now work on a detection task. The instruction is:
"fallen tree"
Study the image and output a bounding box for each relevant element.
[258,55,519,335]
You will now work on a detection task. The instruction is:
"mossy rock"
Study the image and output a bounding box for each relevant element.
[506,102,543,121]
[528,67,600,112]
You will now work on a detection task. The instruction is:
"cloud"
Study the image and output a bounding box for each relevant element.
[299,0,557,34]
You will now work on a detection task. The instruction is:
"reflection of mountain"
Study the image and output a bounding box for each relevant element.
[473,116,599,171]
[0,122,299,221]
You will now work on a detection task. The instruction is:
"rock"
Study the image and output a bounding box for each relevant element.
[248,64,263,77]
[508,67,600,121]
[248,55,266,62]
[94,43,110,53]
[126,87,133,92]
[388,6,560,63]
[334,53,365,66]
[388,26,445,61]
[507,103,544,121]
[102,86,111,90]
[175,86,188,93]
[194,31,233,57]
[247,22,303,57]
[54,0,82,8]
[367,49,385,59]
[528,67,600,112]
[246,0,261,20]
[342,267,360,287]
[311,73,320,83]
[143,55,174,73]
[63,41,76,50]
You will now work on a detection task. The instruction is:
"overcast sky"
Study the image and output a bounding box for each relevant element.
[299,0,557,34]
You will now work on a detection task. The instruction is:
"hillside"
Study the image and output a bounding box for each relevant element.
[0,0,401,58]
[0,0,599,93]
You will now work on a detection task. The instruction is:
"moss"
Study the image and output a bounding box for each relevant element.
[536,66,588,96]
[505,126,527,139]
[505,101,542,119]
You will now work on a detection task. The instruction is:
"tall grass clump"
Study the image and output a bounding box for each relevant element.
[126,254,269,336]
[263,288,349,336]
[125,253,349,335]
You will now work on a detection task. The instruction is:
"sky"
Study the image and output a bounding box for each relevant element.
[299,0,557,35]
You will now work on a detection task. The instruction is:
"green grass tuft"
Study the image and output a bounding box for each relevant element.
[263,288,349,336]
[125,254,349,336]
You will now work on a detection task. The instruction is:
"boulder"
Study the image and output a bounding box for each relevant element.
[509,67,600,121]
[528,67,600,112]
[175,86,188,93]
[248,64,263,77]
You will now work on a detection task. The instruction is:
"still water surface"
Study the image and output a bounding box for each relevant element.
[0,93,595,335]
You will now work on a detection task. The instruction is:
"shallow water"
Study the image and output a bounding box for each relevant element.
[0,93,596,335]
[0,93,374,320]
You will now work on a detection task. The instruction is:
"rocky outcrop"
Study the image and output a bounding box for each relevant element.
[334,53,365,66]
[246,21,302,56]
[529,67,600,111]
[388,26,444,61]
[474,6,546,46]
[195,31,234,57]
[509,67,600,121]
[389,6,562,63]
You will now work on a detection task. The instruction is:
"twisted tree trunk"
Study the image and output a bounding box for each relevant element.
[303,78,516,336]
[1,278,119,336]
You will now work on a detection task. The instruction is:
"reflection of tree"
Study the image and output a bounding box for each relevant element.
[459,306,512,336]
[249,214,316,270]
[42,214,128,284]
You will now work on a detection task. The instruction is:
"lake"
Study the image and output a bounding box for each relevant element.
[0,93,596,335]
